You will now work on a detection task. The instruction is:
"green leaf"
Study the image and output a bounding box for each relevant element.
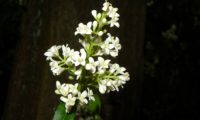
[53,102,76,120]
[86,94,101,114]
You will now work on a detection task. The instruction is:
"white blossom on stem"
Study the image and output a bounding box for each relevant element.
[44,1,130,114]
[87,88,95,101]
[98,80,107,94]
[96,57,110,74]
[86,57,98,73]
[44,45,61,60]
[74,69,82,80]
[107,6,120,27]
[73,49,87,66]
[102,2,110,11]
[60,94,76,106]
[49,60,64,76]
[60,94,76,113]
[75,22,93,35]
[101,33,121,57]
[78,90,88,104]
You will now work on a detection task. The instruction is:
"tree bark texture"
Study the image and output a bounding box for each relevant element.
[2,0,145,120]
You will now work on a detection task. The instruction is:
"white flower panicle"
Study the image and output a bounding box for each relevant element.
[44,1,130,113]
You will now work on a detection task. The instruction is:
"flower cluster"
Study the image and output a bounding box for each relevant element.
[55,81,94,113]
[44,1,130,113]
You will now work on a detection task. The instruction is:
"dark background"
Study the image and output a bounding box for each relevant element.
[0,0,200,120]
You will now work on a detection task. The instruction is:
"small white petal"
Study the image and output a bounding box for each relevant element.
[56,81,61,89]
[60,96,67,103]
[86,64,91,70]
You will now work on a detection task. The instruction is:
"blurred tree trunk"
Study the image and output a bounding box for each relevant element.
[2,0,145,120]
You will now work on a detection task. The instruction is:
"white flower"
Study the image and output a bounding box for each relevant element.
[102,2,110,11]
[109,17,120,28]
[73,49,86,66]
[75,22,93,35]
[99,84,106,94]
[60,94,76,106]
[44,45,61,60]
[62,44,69,57]
[107,6,119,19]
[69,83,79,95]
[49,60,64,76]
[109,63,120,73]
[98,80,107,94]
[55,81,79,96]
[117,67,126,74]
[101,34,121,57]
[98,79,120,93]
[60,94,76,113]
[104,80,117,92]
[71,51,79,65]
[78,90,88,104]
[55,81,62,94]
[55,81,69,96]
[111,37,121,57]
[106,5,120,28]
[61,44,76,64]
[101,2,120,28]
[74,69,82,80]
[101,36,114,55]
[87,88,95,101]
[119,72,130,82]
[96,57,110,74]
[99,79,120,93]
[110,64,126,75]
[110,80,120,92]
[86,57,98,73]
